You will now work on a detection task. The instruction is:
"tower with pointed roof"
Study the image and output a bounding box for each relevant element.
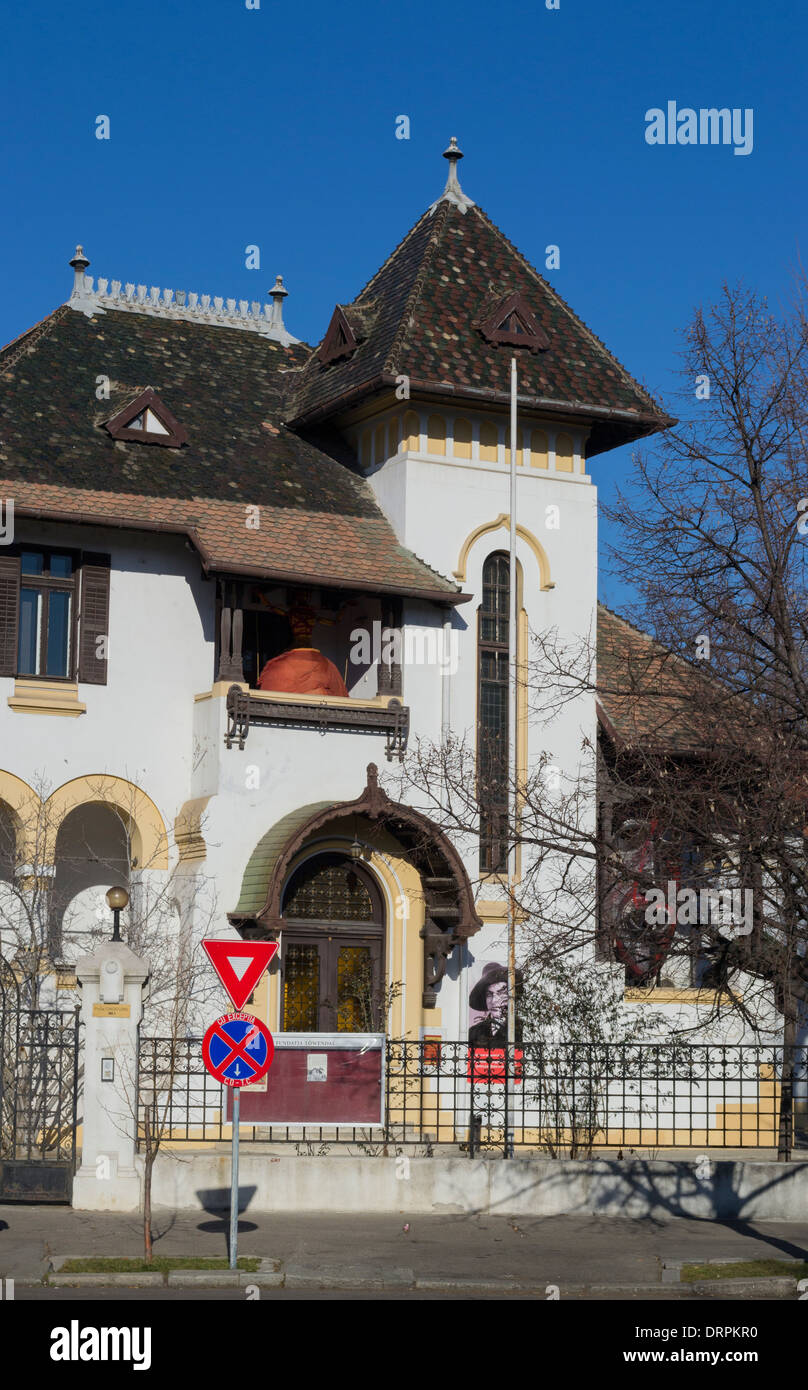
[14,137,787,1188]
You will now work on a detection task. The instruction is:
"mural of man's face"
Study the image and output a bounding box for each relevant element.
[486,981,508,1020]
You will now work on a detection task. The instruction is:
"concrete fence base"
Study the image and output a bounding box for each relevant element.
[85,1153,808,1222]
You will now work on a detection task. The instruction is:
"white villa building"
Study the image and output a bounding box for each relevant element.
[0,143,791,1194]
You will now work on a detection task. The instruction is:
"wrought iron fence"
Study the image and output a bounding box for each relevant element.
[136,1037,808,1156]
[0,1004,81,1199]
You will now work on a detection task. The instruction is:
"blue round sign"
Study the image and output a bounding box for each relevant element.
[202,1011,274,1088]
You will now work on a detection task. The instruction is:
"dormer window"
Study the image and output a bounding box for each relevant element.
[127,407,168,434]
[479,292,550,352]
[318,306,358,365]
[104,387,188,447]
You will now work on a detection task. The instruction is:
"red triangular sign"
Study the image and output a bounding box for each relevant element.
[202,939,278,1010]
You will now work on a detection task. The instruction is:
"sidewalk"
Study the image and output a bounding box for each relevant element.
[2,1204,808,1291]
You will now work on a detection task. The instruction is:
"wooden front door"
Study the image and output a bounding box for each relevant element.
[280,853,385,1032]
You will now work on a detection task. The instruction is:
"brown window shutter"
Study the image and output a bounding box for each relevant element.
[78,553,111,684]
[0,554,20,677]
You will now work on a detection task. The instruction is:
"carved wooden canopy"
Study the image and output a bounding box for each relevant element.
[233,763,482,1006]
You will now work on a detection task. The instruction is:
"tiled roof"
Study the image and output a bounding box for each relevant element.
[597,604,720,754]
[0,302,462,600]
[288,201,673,455]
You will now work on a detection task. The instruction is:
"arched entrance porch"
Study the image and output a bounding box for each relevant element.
[229,764,482,1023]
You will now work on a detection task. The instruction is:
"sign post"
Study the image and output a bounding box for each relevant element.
[230,1090,240,1270]
[200,940,278,1269]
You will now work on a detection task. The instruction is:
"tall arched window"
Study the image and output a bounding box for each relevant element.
[280,852,385,1032]
[478,553,510,872]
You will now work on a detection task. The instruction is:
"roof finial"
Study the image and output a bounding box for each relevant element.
[431,137,474,215]
[268,275,289,331]
[69,244,90,297]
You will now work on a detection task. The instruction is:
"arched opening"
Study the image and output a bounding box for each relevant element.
[478,552,511,872]
[402,410,420,452]
[427,414,446,455]
[50,803,131,958]
[280,852,385,1032]
[0,801,17,884]
[555,431,574,472]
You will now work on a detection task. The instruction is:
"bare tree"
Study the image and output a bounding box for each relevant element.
[389,279,808,1158]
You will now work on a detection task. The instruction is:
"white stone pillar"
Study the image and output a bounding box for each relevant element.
[72,941,150,1211]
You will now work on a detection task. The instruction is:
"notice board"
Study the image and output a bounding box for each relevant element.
[228,1033,384,1125]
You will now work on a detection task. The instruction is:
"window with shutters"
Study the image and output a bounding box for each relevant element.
[0,548,110,685]
[17,549,77,680]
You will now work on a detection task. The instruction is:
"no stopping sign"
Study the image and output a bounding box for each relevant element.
[201,1011,274,1088]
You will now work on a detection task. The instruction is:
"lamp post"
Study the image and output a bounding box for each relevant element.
[106,886,129,942]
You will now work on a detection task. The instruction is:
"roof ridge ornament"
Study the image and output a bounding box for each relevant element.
[66,245,300,344]
[429,136,475,216]
[268,275,290,335]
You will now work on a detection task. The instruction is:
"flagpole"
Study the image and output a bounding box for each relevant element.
[506,356,518,1158]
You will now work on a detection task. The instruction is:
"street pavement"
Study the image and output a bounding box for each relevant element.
[2,1204,808,1292]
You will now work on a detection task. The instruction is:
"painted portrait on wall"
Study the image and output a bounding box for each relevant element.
[467,960,522,1046]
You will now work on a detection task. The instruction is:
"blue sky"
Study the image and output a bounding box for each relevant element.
[1,0,805,611]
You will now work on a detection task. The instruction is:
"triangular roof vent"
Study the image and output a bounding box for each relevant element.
[318,305,358,365]
[479,292,550,352]
[104,387,188,447]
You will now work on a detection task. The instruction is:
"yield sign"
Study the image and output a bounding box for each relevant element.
[202,938,278,1011]
[202,1011,274,1088]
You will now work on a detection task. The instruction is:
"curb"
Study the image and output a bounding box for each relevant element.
[50,1273,165,1288]
[32,1255,802,1297]
[686,1276,796,1296]
[45,1254,282,1289]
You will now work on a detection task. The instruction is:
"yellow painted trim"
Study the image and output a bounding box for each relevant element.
[530,428,549,469]
[44,775,170,870]
[195,681,249,701]
[175,797,211,863]
[0,771,41,863]
[402,410,420,452]
[453,513,553,590]
[453,417,472,459]
[427,414,446,455]
[479,420,498,462]
[625,988,743,1006]
[555,431,574,473]
[276,825,429,1038]
[194,685,398,710]
[249,690,401,710]
[476,898,528,924]
[8,680,86,717]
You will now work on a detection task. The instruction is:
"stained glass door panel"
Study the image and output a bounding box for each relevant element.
[335,945,372,1032]
[282,942,320,1031]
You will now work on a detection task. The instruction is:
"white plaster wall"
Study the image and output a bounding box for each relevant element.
[193,694,416,933]
[0,521,215,833]
[368,441,600,1033]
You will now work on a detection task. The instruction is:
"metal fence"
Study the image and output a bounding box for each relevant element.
[0,1005,81,1200]
[136,1038,808,1157]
